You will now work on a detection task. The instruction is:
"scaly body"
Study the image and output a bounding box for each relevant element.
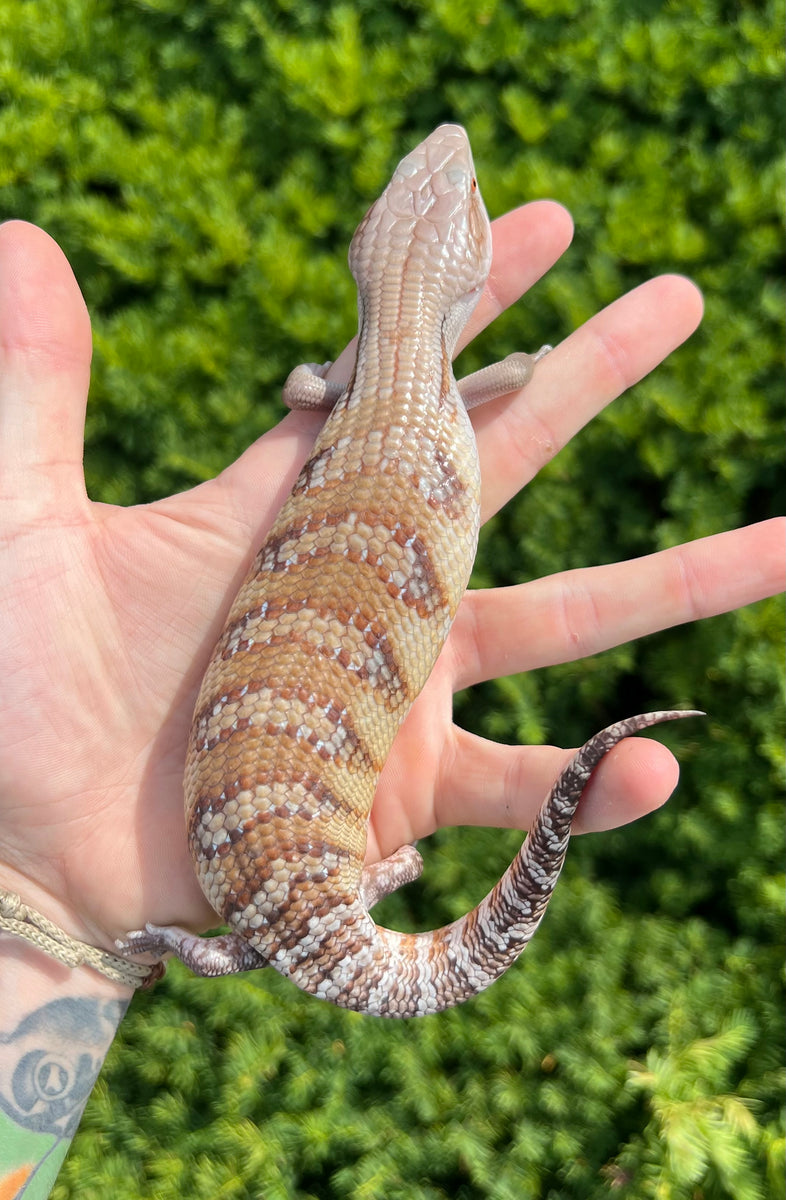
[119,126,697,1016]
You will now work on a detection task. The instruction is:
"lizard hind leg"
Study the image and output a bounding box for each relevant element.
[360,844,424,911]
[115,923,269,977]
[115,846,426,979]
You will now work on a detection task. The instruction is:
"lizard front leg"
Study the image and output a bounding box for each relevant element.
[282,361,347,410]
[283,347,552,415]
[457,346,552,410]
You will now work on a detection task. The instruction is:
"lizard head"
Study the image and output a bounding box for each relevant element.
[348,124,493,351]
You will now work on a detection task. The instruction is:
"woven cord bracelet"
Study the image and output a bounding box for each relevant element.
[0,888,164,988]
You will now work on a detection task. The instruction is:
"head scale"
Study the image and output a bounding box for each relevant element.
[348,124,493,325]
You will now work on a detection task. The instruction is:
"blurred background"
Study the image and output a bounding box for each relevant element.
[1,1,783,1197]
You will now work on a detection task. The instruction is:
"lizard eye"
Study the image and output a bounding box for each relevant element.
[470,177,478,192]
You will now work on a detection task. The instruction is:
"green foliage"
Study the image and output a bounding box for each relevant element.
[51,884,784,1199]
[1,0,782,1196]
[623,1012,773,1200]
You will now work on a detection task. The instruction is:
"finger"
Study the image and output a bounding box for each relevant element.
[0,221,92,516]
[436,725,683,836]
[460,201,575,349]
[472,273,705,522]
[453,520,786,687]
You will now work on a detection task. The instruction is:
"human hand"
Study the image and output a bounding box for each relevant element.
[0,213,782,952]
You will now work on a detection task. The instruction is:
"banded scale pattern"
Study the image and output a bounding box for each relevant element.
[119,126,698,1015]
[182,128,485,1011]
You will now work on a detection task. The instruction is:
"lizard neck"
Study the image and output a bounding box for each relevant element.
[349,280,456,426]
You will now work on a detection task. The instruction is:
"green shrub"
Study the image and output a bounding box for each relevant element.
[1,1,782,1196]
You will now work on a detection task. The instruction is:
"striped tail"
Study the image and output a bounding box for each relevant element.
[268,709,702,1016]
[117,710,701,1015]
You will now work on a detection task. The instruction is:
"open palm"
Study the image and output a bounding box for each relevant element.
[0,214,782,953]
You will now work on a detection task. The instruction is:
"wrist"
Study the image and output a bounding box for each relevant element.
[0,938,132,1197]
[0,929,135,1008]
[0,873,162,991]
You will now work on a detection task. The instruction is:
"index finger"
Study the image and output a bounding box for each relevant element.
[472,272,704,522]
